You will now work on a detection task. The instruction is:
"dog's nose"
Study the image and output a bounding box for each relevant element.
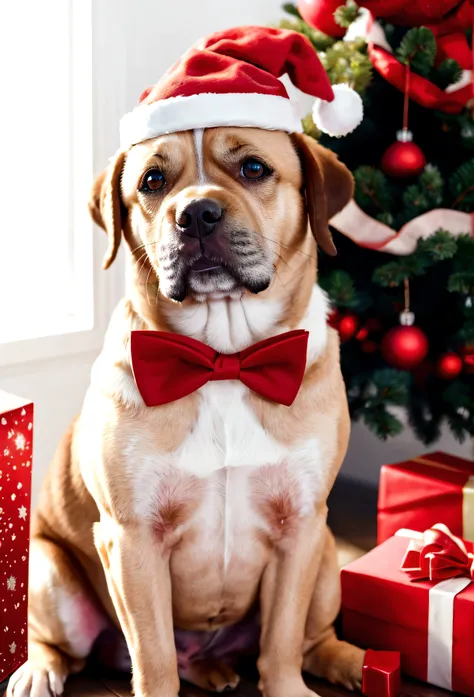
[176,199,223,239]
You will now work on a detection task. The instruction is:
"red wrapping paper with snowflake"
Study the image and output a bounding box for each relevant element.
[0,391,33,682]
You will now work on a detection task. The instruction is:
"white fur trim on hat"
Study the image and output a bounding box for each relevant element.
[312,83,363,137]
[120,92,303,148]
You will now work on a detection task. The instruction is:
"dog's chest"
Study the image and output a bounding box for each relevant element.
[177,382,288,473]
[127,381,325,546]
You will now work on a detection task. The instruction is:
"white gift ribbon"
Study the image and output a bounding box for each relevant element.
[427,577,471,690]
[396,528,472,690]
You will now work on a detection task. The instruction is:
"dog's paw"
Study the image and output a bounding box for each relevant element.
[304,639,364,692]
[179,658,240,692]
[7,663,67,697]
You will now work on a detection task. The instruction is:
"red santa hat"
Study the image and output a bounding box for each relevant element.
[119,26,363,148]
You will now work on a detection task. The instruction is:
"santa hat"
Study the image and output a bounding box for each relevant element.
[119,26,363,148]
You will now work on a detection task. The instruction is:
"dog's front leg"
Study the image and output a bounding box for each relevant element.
[257,506,327,697]
[94,516,180,697]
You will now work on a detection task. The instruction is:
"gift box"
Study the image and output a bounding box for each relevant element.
[378,451,474,545]
[341,525,474,696]
[0,391,33,682]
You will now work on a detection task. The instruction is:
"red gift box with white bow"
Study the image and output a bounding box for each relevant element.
[0,391,33,682]
[341,524,474,696]
[377,451,474,545]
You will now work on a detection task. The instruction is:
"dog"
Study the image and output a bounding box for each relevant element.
[8,24,367,697]
[7,125,364,697]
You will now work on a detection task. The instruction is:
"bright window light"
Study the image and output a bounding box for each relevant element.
[0,1,93,344]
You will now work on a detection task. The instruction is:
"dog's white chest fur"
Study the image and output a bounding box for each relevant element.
[178,381,287,473]
[124,379,325,523]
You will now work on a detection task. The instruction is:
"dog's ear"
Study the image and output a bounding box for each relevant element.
[291,133,353,256]
[88,150,126,269]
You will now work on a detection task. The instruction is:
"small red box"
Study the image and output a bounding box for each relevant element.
[363,649,401,697]
[0,391,33,682]
[342,533,474,696]
[378,451,474,545]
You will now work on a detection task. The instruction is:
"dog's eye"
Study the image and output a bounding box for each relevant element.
[241,158,269,180]
[140,169,166,192]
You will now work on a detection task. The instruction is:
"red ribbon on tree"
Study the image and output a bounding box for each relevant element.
[400,523,474,582]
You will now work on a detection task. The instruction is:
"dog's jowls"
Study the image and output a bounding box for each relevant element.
[9,127,364,697]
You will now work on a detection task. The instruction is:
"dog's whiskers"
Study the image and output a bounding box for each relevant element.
[145,267,154,307]
[253,230,317,262]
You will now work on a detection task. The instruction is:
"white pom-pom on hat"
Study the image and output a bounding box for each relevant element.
[312,83,363,137]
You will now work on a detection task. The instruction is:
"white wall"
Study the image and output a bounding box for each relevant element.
[2,0,471,505]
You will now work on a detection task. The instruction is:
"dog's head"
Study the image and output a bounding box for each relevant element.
[89,128,353,303]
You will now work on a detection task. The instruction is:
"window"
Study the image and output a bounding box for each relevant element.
[0,0,127,368]
[0,2,94,348]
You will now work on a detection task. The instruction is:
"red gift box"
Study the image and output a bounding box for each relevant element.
[378,451,474,545]
[363,649,401,697]
[0,391,33,682]
[341,529,474,696]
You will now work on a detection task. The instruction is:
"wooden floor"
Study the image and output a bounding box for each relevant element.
[63,663,455,697]
[1,478,459,697]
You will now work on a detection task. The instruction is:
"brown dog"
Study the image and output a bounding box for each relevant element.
[7,126,364,697]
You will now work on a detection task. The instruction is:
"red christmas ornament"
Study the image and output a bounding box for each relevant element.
[436,352,463,379]
[381,322,429,370]
[338,314,359,342]
[381,130,427,178]
[356,327,369,341]
[297,0,345,36]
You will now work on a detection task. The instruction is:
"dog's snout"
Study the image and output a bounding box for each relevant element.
[176,198,223,239]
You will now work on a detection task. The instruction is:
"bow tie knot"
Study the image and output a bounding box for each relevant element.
[211,353,241,382]
[130,329,309,407]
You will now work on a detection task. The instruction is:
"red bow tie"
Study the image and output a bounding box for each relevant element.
[130,330,309,407]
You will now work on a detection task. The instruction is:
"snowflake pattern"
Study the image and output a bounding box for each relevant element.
[1,398,33,673]
[14,433,26,451]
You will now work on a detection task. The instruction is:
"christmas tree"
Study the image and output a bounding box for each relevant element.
[279,0,474,443]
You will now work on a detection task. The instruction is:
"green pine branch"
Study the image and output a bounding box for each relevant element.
[353,166,393,213]
[448,235,474,294]
[444,382,474,443]
[416,229,457,261]
[397,165,444,225]
[362,404,404,439]
[278,17,335,52]
[396,27,437,77]
[319,40,373,93]
[448,272,474,294]
[449,159,474,212]
[372,369,411,405]
[432,58,463,90]
[334,0,360,28]
[348,370,410,439]
[319,270,358,307]
[373,256,429,286]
